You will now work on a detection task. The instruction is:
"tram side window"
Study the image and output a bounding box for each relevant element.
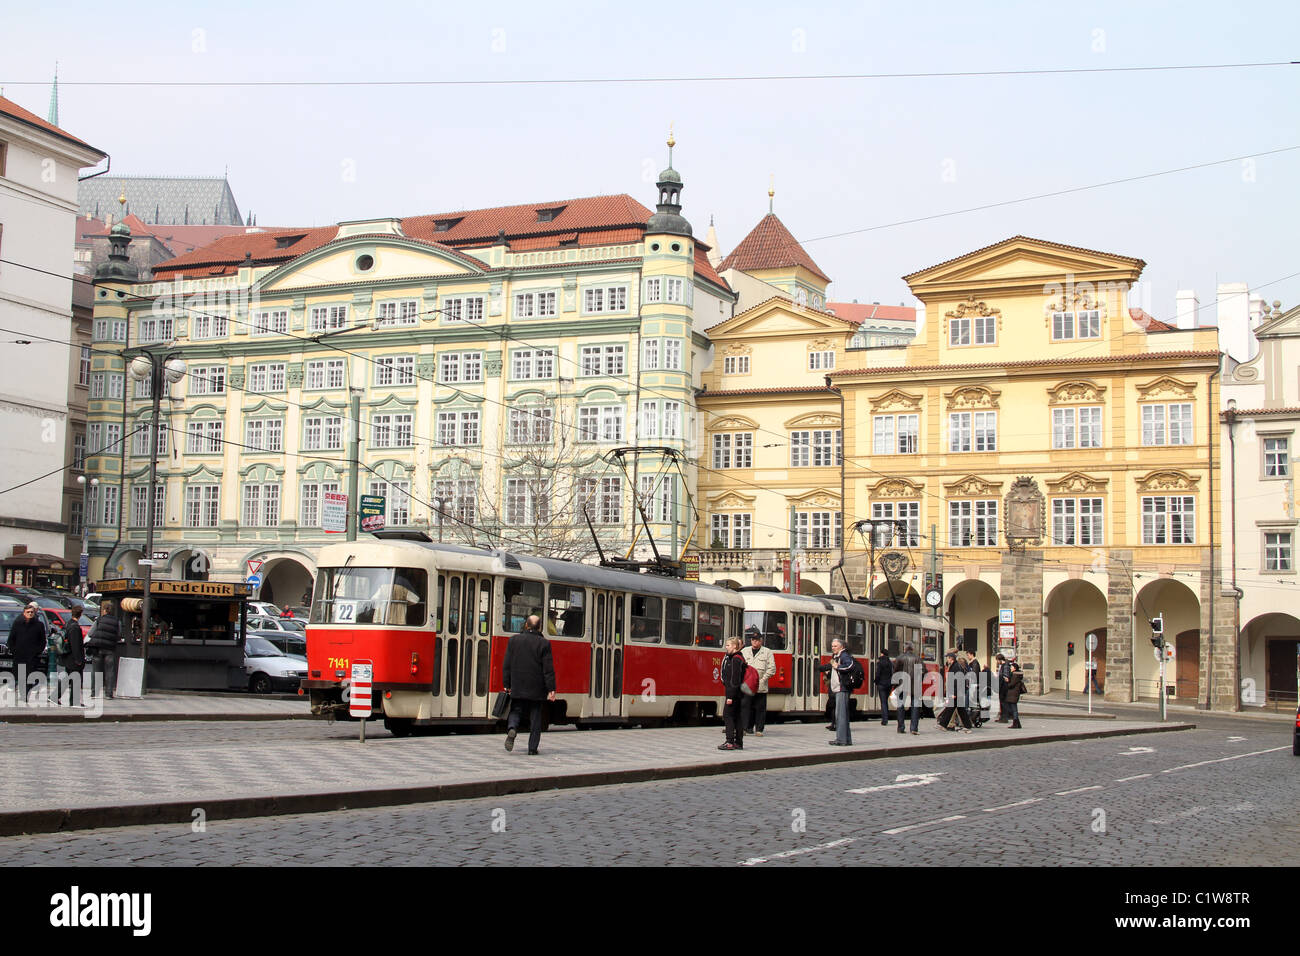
[870,621,885,657]
[922,628,939,661]
[548,585,585,637]
[664,598,694,646]
[630,594,663,643]
[887,623,903,656]
[825,615,845,653]
[742,611,787,650]
[696,602,725,647]
[502,579,544,633]
[847,619,867,656]
[907,627,919,652]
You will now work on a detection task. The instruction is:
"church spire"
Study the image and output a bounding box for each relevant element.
[645,127,692,238]
[47,62,59,127]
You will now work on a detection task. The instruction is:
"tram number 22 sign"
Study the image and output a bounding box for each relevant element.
[350,660,374,719]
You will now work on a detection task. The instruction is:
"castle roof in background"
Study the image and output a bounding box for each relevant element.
[78,175,244,226]
[718,212,831,284]
[825,301,917,324]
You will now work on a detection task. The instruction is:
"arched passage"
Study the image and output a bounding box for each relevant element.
[1044,579,1107,693]
[947,579,998,662]
[1134,578,1200,701]
[1239,612,1300,706]
[168,548,212,581]
[798,579,825,596]
[871,580,921,612]
[256,555,316,610]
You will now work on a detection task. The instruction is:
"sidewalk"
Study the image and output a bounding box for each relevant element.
[0,713,1191,837]
[0,692,308,723]
[1027,689,1296,723]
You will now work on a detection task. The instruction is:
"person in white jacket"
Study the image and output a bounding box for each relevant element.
[742,626,777,737]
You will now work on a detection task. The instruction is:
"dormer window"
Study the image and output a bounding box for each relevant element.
[274,234,306,249]
[434,218,463,233]
[535,206,566,223]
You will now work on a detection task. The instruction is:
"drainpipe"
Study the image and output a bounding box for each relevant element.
[1206,363,1219,711]
[826,375,850,596]
[1226,403,1242,707]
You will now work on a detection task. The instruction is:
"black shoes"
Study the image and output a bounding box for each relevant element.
[504,729,517,752]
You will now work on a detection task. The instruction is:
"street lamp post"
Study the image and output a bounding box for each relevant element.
[127,350,186,696]
[76,474,98,595]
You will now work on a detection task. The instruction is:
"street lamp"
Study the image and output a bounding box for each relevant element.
[127,349,186,695]
[75,474,98,595]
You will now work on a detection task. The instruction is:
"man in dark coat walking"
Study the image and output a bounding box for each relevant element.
[502,614,556,755]
[874,650,893,726]
[892,643,923,735]
[7,603,47,697]
[57,604,87,706]
[84,601,120,700]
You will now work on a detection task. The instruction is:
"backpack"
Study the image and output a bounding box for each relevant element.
[843,656,865,691]
[741,663,760,696]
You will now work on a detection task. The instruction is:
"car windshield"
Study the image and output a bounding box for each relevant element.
[279,619,306,632]
[245,637,283,657]
[0,608,20,633]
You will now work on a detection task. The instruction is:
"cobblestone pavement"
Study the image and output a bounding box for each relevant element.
[1,720,1291,866]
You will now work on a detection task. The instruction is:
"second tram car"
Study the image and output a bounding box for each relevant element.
[302,533,943,735]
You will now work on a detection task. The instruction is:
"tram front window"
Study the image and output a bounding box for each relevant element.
[311,567,428,626]
[743,611,787,650]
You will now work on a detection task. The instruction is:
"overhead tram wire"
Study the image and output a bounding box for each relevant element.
[1,59,1293,88]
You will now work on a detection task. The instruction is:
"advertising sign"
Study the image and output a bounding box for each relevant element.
[322,492,348,533]
[359,495,385,533]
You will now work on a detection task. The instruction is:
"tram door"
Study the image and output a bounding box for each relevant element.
[458,576,490,718]
[438,574,463,717]
[588,591,624,718]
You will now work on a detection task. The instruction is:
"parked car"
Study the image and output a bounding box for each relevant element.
[247,601,282,619]
[285,605,311,620]
[250,630,307,658]
[246,615,306,633]
[243,636,307,694]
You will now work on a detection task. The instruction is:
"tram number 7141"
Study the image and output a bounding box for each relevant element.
[327,657,351,670]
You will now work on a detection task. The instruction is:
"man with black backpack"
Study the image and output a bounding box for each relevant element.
[827,638,857,746]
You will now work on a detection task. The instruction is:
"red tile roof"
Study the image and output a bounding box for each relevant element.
[702,385,836,397]
[151,226,342,279]
[0,95,103,155]
[717,213,832,283]
[902,235,1146,282]
[1128,308,1177,332]
[1222,407,1300,419]
[825,301,917,324]
[829,350,1223,378]
[694,245,729,292]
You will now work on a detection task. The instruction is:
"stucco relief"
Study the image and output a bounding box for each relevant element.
[1046,471,1108,494]
[785,413,842,428]
[945,385,1001,409]
[1004,476,1046,545]
[710,416,758,431]
[869,389,923,413]
[1046,380,1106,404]
[945,475,1003,497]
[807,338,834,352]
[943,295,1002,336]
[712,492,754,511]
[1135,470,1200,492]
[723,344,753,356]
[1136,376,1196,401]
[870,477,922,499]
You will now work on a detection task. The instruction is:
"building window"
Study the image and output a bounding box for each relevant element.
[1051,497,1104,546]
[441,296,485,324]
[103,424,122,455]
[950,315,995,347]
[97,485,119,527]
[107,373,124,399]
[578,476,622,524]
[436,411,480,446]
[186,420,223,454]
[710,512,752,549]
[639,400,681,440]
[949,411,996,452]
[795,511,841,549]
[643,278,662,303]
[90,373,105,399]
[870,501,920,546]
[711,432,753,469]
[790,429,841,467]
[949,500,998,547]
[642,338,682,371]
[665,277,686,303]
[1052,406,1104,449]
[1052,310,1101,341]
[139,316,174,344]
[723,355,750,375]
[510,348,555,380]
[134,377,153,400]
[132,420,168,457]
[371,413,413,448]
[299,481,340,528]
[192,314,228,339]
[508,406,554,444]
[1265,532,1294,571]
[247,362,286,392]
[1142,403,1193,446]
[244,419,284,453]
[78,347,91,387]
[374,356,415,386]
[808,350,835,371]
[131,485,166,528]
[578,405,625,442]
[303,415,343,451]
[367,480,411,526]
[184,485,221,528]
[432,478,477,526]
[72,431,86,470]
[252,310,288,336]
[505,477,552,525]
[375,300,418,327]
[873,414,919,454]
[582,286,628,314]
[638,475,674,523]
[241,484,281,527]
[1141,496,1195,544]
[189,366,226,396]
[305,359,345,389]
[69,501,83,537]
[1264,436,1291,477]
[309,304,349,332]
[439,351,483,383]
[580,344,625,377]
[514,291,557,318]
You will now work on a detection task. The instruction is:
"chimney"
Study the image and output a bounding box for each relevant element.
[1174,289,1198,330]
[1216,282,1253,363]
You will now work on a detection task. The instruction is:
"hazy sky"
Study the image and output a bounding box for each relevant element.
[7,0,1298,319]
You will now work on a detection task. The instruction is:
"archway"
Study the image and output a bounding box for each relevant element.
[870,580,921,612]
[798,579,825,596]
[169,548,212,581]
[1239,612,1300,706]
[1044,579,1107,694]
[1133,578,1200,701]
[106,549,142,579]
[946,579,999,662]
[257,555,316,610]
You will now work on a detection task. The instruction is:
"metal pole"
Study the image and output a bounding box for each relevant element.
[139,360,163,696]
[788,503,796,593]
[1087,644,1093,715]
[346,388,360,542]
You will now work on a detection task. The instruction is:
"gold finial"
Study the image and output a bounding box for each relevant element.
[667,122,675,149]
[119,191,127,208]
[768,175,775,213]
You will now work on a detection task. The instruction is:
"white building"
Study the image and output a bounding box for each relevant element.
[0,96,106,579]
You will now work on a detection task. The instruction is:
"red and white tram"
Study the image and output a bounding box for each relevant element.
[301,532,943,735]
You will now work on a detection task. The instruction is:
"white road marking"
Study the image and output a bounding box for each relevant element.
[1054,785,1104,795]
[1115,773,1152,782]
[1118,746,1156,755]
[846,772,945,794]
[1160,746,1289,773]
[1148,806,1206,824]
[739,838,855,866]
[1227,736,1246,742]
[981,798,1044,812]
[882,815,967,835]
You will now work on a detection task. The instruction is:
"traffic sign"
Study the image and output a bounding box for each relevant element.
[246,573,262,589]
[246,558,264,578]
[999,608,1015,625]
[350,660,374,719]
[998,623,1016,644]
[1086,633,1098,652]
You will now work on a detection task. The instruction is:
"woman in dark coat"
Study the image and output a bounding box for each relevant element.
[1004,662,1025,729]
[935,652,973,732]
[875,651,894,725]
[719,637,749,751]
